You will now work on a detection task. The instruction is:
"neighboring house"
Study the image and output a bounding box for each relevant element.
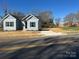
[2,13,41,31]
[75,22,79,26]
[2,14,23,31]
[64,22,79,27]
[22,14,40,31]
[64,22,74,27]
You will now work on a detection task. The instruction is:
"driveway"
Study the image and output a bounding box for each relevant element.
[0,35,79,59]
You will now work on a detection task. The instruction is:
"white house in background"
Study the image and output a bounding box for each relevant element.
[2,13,40,31]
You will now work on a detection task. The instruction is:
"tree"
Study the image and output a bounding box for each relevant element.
[10,10,55,28]
[75,11,79,21]
[38,11,54,27]
[55,18,61,27]
[64,13,75,23]
[10,11,25,20]
[64,13,76,26]
[29,9,41,16]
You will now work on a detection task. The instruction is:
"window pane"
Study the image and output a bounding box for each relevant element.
[10,22,14,27]
[6,22,9,26]
[30,22,36,27]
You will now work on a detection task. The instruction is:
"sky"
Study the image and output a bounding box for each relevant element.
[0,0,79,19]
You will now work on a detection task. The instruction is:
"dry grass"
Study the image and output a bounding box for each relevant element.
[49,28,64,32]
[49,28,79,33]
[0,31,43,41]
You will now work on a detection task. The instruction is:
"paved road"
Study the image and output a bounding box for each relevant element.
[0,35,79,59]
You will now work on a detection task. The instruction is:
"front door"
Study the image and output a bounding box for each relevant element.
[25,21,27,28]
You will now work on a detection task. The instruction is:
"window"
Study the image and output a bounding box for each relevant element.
[30,22,36,27]
[10,22,14,26]
[6,22,14,27]
[6,22,9,26]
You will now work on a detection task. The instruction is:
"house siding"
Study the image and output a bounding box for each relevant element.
[2,14,41,31]
[27,16,39,31]
[16,20,23,30]
[3,15,16,31]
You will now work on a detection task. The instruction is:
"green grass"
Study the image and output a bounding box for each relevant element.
[62,27,79,31]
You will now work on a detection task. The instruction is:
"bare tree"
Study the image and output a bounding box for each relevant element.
[10,11,25,20]
[29,9,41,16]
[38,11,54,27]
[55,18,61,27]
[64,13,76,23]
[75,11,79,21]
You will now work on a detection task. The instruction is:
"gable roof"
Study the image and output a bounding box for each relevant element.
[10,13,25,20]
[2,13,25,22]
[2,13,40,22]
[22,14,39,21]
[2,14,17,21]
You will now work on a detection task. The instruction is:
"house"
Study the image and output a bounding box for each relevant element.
[75,22,79,26]
[2,14,23,31]
[64,22,79,27]
[2,13,41,31]
[22,14,40,31]
[64,22,72,27]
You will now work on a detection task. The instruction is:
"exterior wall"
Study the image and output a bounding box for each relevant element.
[3,15,16,31]
[64,22,79,27]
[22,21,26,31]
[16,20,23,30]
[27,16,39,31]
[64,22,72,27]
[38,20,42,30]
[76,22,79,26]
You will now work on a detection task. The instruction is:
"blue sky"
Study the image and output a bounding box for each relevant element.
[0,0,79,19]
